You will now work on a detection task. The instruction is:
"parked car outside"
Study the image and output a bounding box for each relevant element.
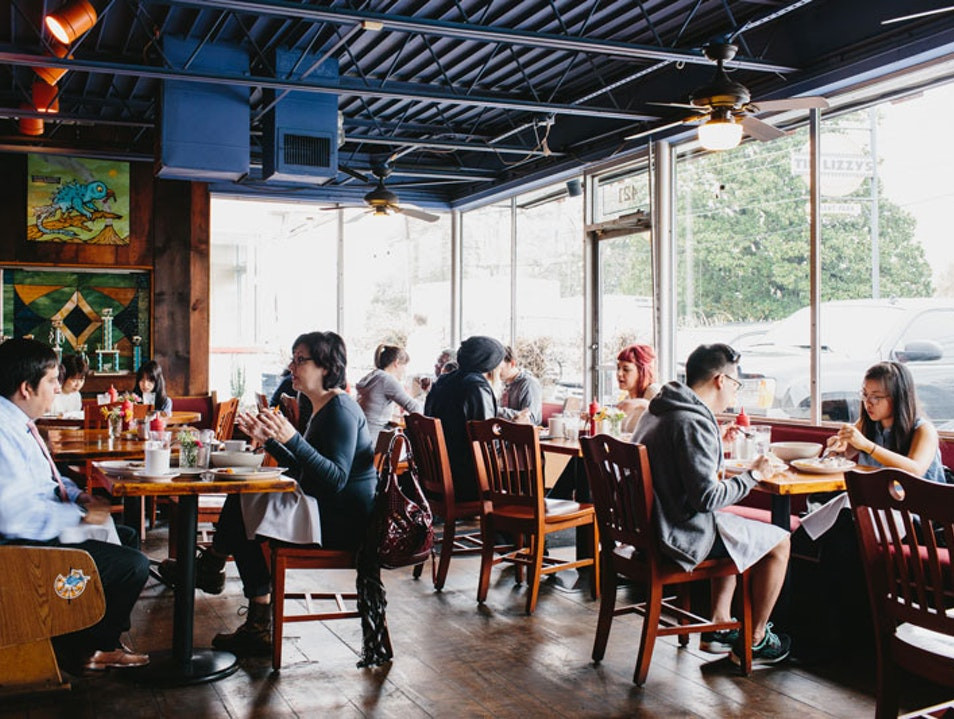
[733,298,954,425]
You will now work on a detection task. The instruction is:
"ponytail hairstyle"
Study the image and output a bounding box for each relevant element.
[861,361,918,456]
[374,344,409,370]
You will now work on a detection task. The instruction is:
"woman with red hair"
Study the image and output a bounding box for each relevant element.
[616,343,661,435]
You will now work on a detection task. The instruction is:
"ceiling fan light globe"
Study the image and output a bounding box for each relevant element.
[698,118,743,151]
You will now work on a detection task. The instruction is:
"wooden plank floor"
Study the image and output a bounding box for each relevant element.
[3,524,951,718]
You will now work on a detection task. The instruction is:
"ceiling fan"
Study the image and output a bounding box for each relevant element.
[327,161,440,223]
[626,42,829,150]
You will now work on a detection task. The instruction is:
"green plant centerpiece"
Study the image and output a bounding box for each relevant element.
[177,428,200,468]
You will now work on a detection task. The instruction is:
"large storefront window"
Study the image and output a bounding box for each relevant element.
[210,198,338,405]
[342,209,452,382]
[514,188,584,400]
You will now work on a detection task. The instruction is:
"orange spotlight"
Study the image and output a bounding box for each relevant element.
[44,0,98,45]
[19,105,44,136]
[33,81,59,113]
[34,42,71,85]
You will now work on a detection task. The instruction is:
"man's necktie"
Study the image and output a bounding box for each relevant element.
[27,420,69,502]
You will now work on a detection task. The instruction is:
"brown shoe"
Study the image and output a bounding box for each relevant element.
[84,646,150,671]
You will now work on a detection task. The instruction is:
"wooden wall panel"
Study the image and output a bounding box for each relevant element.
[0,151,210,396]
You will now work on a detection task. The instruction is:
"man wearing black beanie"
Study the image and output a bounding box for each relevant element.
[424,336,505,502]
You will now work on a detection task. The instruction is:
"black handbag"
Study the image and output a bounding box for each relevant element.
[374,431,434,569]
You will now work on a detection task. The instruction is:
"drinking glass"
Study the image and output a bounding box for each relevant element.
[754,426,772,456]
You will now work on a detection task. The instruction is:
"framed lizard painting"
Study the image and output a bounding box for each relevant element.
[26,154,130,245]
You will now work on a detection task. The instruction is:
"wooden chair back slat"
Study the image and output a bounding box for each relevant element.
[404,413,454,509]
[213,398,239,441]
[846,469,954,636]
[467,418,542,513]
[581,435,654,559]
[845,468,954,715]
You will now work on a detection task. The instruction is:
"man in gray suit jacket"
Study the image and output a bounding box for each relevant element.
[632,343,791,666]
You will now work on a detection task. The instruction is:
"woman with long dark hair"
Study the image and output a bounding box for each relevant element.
[826,361,945,482]
[132,359,171,414]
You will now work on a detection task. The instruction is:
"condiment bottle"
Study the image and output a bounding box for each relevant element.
[735,407,753,459]
[121,397,133,428]
[588,398,600,436]
[108,384,118,403]
[150,413,166,434]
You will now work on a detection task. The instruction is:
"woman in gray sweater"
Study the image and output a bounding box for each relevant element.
[355,344,424,442]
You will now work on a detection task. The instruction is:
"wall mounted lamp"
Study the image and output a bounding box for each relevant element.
[44,0,98,45]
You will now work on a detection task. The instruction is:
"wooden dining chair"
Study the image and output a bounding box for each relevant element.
[467,417,599,614]
[213,397,239,440]
[279,393,300,430]
[267,434,400,671]
[580,435,753,684]
[0,546,105,695]
[403,413,485,590]
[845,468,954,719]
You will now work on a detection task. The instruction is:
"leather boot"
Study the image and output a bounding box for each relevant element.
[212,602,272,656]
[157,548,226,594]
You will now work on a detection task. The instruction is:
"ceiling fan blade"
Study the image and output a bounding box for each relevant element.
[882,6,954,24]
[339,164,371,183]
[740,115,787,141]
[750,96,829,112]
[395,206,439,223]
[625,116,701,142]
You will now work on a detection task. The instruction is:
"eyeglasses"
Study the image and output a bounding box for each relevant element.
[290,356,314,367]
[859,391,888,404]
[722,374,743,391]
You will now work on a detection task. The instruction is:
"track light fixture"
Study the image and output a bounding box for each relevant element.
[32,81,59,114]
[44,0,98,45]
[18,105,44,136]
[34,41,71,86]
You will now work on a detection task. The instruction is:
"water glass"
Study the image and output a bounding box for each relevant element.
[754,426,772,456]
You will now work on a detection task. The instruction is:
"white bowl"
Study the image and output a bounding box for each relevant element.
[769,441,823,462]
[210,451,264,469]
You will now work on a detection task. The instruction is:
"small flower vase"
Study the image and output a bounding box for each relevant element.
[608,416,623,437]
[108,413,122,438]
[180,443,199,468]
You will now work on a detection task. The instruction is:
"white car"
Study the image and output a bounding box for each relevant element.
[734,298,954,424]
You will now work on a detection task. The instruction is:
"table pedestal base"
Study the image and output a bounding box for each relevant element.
[129,648,238,686]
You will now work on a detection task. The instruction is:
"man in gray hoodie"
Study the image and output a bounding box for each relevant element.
[632,343,790,666]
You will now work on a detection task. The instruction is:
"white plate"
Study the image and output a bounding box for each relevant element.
[790,458,856,474]
[95,460,144,477]
[132,469,180,482]
[175,467,208,476]
[211,467,287,481]
[723,458,753,473]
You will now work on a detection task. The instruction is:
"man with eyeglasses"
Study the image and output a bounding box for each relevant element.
[632,343,792,666]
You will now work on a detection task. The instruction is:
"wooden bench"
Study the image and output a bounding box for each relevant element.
[0,546,105,696]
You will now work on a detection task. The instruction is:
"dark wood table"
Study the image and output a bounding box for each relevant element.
[99,469,296,686]
[43,428,150,464]
[37,410,202,431]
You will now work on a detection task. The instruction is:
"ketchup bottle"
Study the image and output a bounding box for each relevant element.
[108,384,118,403]
[735,407,752,459]
[588,398,600,436]
[150,413,166,434]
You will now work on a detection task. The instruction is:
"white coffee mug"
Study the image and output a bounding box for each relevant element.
[144,444,171,475]
[548,415,565,438]
[223,440,247,452]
